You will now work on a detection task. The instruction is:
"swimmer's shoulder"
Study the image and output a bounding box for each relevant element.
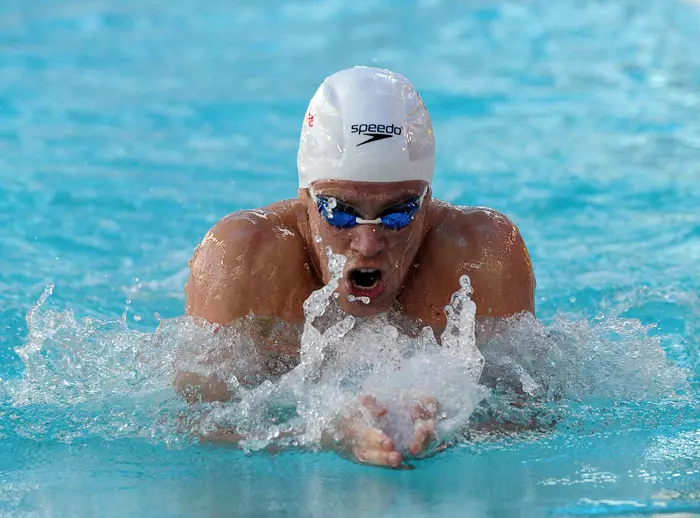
[186,199,318,324]
[418,199,535,317]
[198,199,309,255]
[425,199,523,248]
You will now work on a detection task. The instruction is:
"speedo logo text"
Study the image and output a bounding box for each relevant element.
[350,123,403,146]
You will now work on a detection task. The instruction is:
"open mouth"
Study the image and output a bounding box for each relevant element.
[346,268,386,303]
[349,268,382,290]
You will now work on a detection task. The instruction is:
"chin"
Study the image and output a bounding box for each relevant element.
[340,301,387,317]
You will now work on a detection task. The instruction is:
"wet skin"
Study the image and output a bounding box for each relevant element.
[181,180,536,467]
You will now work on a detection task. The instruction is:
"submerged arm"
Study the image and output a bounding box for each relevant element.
[178,211,312,403]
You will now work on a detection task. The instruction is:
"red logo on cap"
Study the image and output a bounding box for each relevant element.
[307,113,314,128]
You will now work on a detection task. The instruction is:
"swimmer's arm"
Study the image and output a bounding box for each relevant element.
[178,213,309,403]
[160,318,233,403]
[424,207,535,323]
[469,211,536,319]
[469,216,538,405]
[198,396,412,469]
[185,211,311,326]
[174,370,232,404]
[467,215,536,359]
[177,216,268,403]
[185,214,280,325]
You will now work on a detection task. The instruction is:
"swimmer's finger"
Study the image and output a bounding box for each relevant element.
[411,396,440,421]
[355,447,403,468]
[339,420,393,450]
[359,428,395,451]
[358,394,388,419]
[408,419,437,456]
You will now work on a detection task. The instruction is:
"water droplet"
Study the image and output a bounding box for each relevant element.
[267,425,280,440]
[347,294,371,305]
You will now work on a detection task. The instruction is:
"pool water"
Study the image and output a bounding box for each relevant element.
[1,0,699,516]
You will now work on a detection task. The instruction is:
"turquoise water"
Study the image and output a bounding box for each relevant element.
[1,0,700,516]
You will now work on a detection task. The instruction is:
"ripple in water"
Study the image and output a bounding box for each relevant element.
[0,249,692,455]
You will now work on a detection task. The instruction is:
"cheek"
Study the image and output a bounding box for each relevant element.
[387,227,422,256]
[309,219,351,270]
[383,230,422,278]
[309,216,350,246]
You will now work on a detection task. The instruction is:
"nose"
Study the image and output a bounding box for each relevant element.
[350,225,386,257]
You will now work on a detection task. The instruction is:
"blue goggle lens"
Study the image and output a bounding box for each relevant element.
[380,210,416,230]
[321,205,357,229]
[315,197,420,230]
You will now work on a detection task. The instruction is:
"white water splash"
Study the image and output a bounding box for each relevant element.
[182,248,488,452]
[0,249,692,453]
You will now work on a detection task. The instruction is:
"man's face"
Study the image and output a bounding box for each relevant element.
[301,180,431,317]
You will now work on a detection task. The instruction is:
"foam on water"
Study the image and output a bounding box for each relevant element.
[0,248,692,457]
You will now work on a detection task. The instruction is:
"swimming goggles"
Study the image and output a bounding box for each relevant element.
[309,187,428,230]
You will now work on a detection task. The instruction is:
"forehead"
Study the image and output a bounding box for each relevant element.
[310,180,427,204]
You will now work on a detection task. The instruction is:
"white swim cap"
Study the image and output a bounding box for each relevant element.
[297,66,435,188]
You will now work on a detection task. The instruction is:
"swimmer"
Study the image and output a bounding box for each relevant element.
[179,66,536,468]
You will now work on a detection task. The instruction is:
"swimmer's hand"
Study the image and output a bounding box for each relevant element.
[408,396,444,458]
[324,395,446,469]
[323,395,405,469]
